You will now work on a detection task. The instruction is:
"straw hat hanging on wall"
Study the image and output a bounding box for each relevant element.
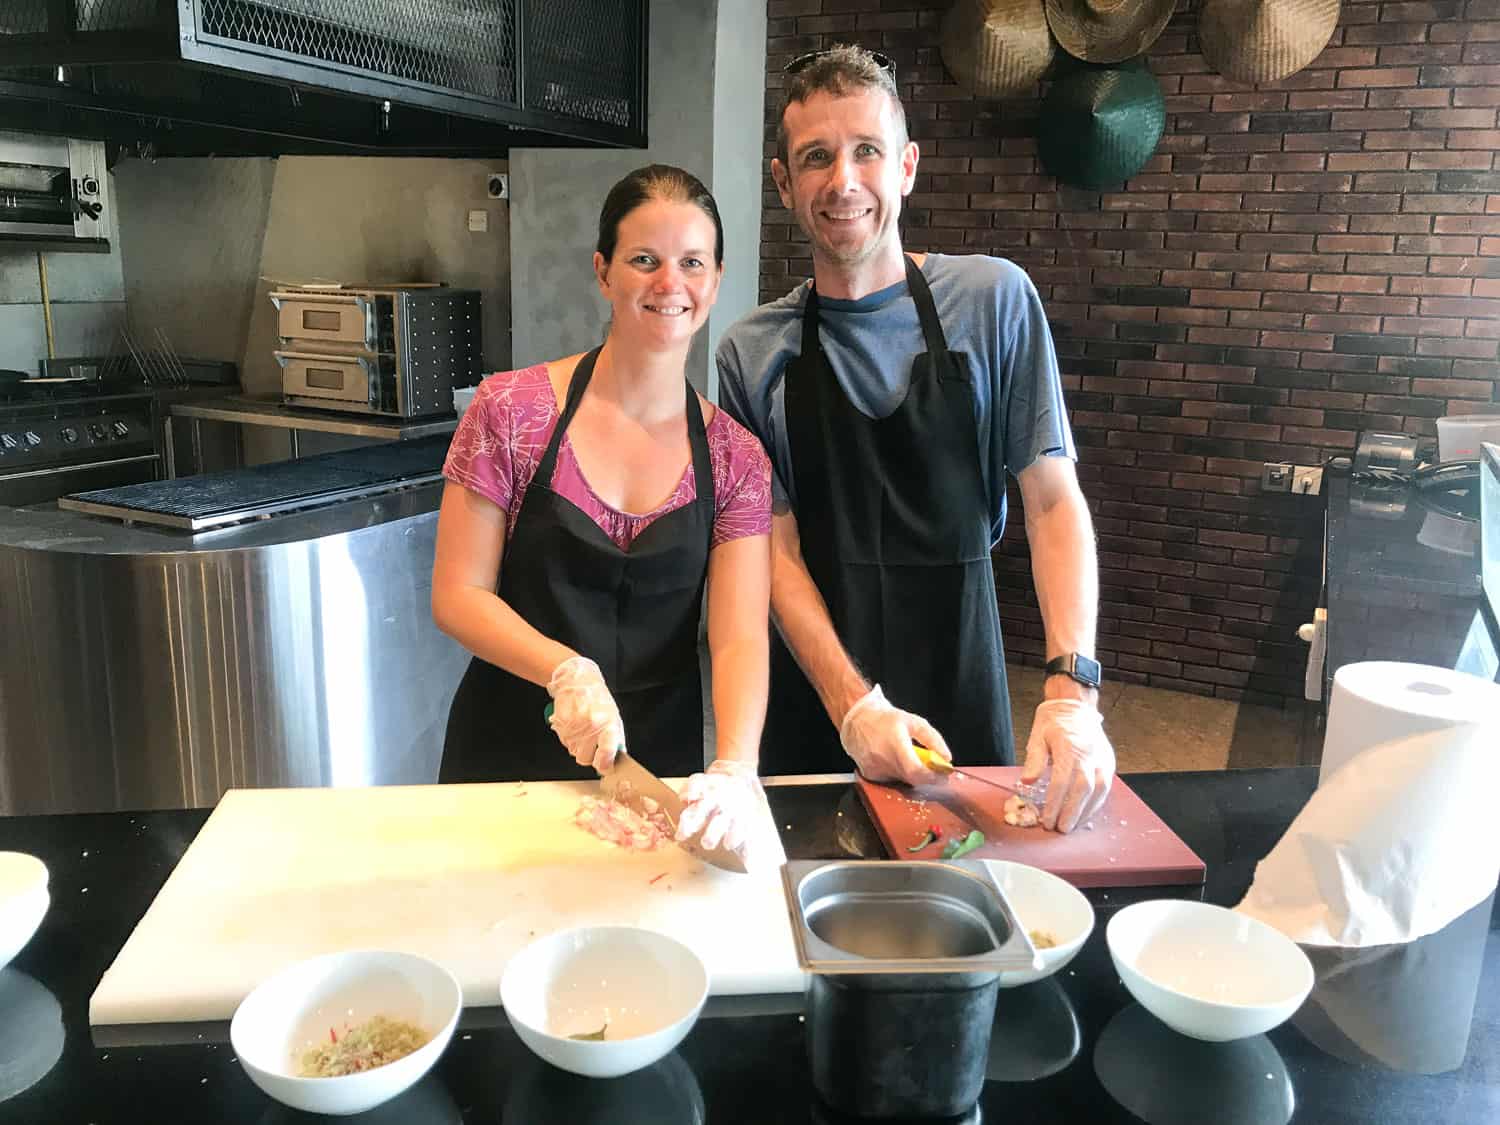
[1199,0,1340,85]
[1038,62,1166,189]
[1044,0,1177,65]
[940,0,1057,97]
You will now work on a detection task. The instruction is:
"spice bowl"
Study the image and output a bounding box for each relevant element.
[500,925,708,1079]
[0,853,48,972]
[230,950,461,1116]
[984,860,1095,988]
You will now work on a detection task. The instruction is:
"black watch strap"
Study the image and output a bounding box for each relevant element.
[1044,653,1102,689]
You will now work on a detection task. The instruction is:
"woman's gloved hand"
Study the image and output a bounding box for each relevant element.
[545,656,625,774]
[677,759,775,870]
[1021,699,1115,833]
[839,685,951,786]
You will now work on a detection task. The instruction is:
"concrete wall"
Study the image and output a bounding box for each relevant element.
[242,157,511,400]
[0,231,127,373]
[113,157,275,373]
[112,155,511,462]
[707,1,768,378]
[509,0,766,397]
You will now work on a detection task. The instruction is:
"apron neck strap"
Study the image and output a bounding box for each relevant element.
[903,255,948,359]
[537,346,715,518]
[536,346,601,483]
[684,378,714,516]
[799,255,948,359]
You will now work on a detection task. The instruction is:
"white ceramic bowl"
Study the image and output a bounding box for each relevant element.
[500,925,708,1079]
[0,853,49,972]
[986,860,1095,988]
[1107,900,1314,1042]
[230,950,461,1116]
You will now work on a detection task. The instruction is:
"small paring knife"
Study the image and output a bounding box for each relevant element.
[913,745,1048,807]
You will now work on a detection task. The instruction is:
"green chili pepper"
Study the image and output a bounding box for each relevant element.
[941,830,985,860]
[906,828,939,852]
[569,1021,608,1041]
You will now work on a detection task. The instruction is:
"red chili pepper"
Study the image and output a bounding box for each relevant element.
[329,1027,337,1043]
[930,823,942,836]
[649,872,667,885]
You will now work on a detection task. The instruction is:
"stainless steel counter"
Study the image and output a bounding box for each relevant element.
[0,482,466,815]
[163,395,458,477]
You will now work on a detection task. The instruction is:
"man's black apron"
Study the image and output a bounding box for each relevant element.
[441,346,714,783]
[760,257,1013,773]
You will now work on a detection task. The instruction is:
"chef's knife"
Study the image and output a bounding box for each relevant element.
[601,752,749,874]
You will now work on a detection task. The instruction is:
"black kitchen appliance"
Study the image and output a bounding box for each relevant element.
[0,373,157,506]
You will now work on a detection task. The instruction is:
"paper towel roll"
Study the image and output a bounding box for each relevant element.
[1319,662,1500,786]
[1238,661,1500,947]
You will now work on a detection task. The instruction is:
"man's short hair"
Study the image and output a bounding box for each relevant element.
[776,44,909,166]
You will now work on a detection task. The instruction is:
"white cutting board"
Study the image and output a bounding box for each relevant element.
[90,781,806,1026]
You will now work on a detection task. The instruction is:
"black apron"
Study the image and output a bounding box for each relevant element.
[760,256,1013,773]
[440,346,715,783]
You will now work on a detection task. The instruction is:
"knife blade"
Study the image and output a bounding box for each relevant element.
[601,753,749,874]
[913,745,1048,807]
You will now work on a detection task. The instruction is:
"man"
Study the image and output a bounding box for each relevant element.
[716,44,1114,833]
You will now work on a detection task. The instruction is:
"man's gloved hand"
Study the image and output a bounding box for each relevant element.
[839,685,951,786]
[677,759,773,870]
[1021,699,1115,833]
[545,656,625,774]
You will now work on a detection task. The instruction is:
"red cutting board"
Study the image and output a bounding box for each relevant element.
[856,768,1205,889]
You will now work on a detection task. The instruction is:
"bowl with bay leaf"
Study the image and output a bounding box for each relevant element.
[500,925,708,1078]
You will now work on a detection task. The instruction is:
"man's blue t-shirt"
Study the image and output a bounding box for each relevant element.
[715,252,1076,545]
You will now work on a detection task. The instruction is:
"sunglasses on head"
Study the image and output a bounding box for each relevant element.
[782,49,897,79]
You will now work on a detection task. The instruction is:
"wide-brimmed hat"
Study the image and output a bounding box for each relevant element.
[1200,0,1340,85]
[1044,0,1177,64]
[940,0,1057,97]
[1038,62,1166,188]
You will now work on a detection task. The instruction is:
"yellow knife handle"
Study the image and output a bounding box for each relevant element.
[913,743,955,774]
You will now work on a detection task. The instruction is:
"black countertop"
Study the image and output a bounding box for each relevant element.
[1325,474,1482,602]
[1,769,1497,1125]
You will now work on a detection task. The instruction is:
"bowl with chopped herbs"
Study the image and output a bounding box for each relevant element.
[500,925,708,1078]
[984,861,1094,988]
[230,950,461,1115]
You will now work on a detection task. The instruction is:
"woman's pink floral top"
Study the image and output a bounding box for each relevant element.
[443,364,772,551]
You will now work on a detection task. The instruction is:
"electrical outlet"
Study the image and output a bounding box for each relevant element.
[1292,465,1324,495]
[1262,462,1293,492]
[467,209,489,233]
[486,171,509,200]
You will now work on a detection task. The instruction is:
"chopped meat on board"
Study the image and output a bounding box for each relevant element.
[1003,795,1041,828]
[574,787,675,851]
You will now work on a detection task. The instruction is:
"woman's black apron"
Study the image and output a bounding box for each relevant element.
[441,346,715,783]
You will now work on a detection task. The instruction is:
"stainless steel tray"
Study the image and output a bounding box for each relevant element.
[781,860,1042,976]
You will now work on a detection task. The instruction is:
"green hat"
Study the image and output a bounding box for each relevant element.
[1038,63,1165,189]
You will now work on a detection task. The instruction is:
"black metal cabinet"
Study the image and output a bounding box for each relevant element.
[0,0,646,156]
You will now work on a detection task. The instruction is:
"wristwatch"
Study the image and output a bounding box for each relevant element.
[1044,653,1102,690]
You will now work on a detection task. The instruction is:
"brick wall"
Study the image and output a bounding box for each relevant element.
[760,0,1500,704]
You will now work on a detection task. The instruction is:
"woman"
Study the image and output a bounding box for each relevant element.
[432,165,772,862]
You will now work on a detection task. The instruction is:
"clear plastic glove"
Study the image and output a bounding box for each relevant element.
[677,759,773,869]
[545,656,625,774]
[1021,699,1115,833]
[839,685,951,786]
